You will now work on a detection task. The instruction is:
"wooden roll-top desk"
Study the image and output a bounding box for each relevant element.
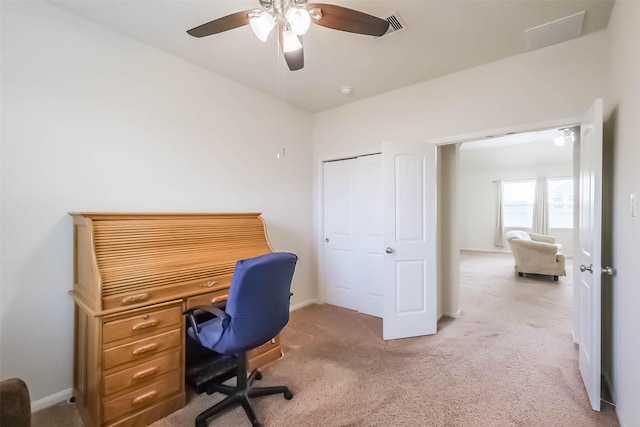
[70,212,283,427]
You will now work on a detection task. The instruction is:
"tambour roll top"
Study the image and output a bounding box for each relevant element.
[70,213,273,314]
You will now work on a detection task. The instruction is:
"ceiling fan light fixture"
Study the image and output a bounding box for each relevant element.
[187,1,390,72]
[249,11,276,42]
[554,128,575,146]
[286,7,311,35]
[308,7,322,22]
[282,28,303,52]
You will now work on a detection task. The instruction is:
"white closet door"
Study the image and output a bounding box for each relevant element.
[323,159,358,311]
[323,155,384,317]
[355,155,384,317]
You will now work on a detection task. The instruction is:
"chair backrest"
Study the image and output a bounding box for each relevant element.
[213,252,298,355]
[505,230,531,241]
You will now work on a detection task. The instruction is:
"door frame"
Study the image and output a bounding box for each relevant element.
[428,115,584,329]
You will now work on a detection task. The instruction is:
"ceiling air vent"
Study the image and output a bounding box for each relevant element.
[376,12,407,38]
[524,11,585,51]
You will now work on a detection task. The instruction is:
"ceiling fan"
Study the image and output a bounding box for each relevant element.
[187,0,390,71]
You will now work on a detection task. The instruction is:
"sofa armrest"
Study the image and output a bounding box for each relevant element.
[556,253,566,263]
[0,378,30,427]
[528,233,557,244]
[515,239,561,256]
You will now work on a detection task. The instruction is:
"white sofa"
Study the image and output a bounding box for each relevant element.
[505,230,566,281]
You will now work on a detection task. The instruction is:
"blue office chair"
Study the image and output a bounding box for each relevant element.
[184,252,298,427]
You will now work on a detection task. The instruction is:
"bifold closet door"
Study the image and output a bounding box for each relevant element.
[323,155,383,317]
[354,155,384,317]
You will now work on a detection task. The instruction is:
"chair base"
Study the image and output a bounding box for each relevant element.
[518,272,560,281]
[195,353,292,427]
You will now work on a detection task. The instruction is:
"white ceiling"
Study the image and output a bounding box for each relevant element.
[49,0,614,113]
[459,127,576,173]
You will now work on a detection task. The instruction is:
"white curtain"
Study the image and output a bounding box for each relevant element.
[494,180,504,247]
[532,177,549,235]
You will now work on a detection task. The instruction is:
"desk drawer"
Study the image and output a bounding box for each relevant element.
[185,289,228,309]
[101,275,232,311]
[104,329,181,370]
[248,336,281,370]
[103,370,181,424]
[103,305,182,344]
[249,336,279,357]
[103,349,181,397]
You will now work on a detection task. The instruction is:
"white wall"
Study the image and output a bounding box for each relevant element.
[312,31,607,285]
[459,140,574,255]
[312,31,607,158]
[437,144,460,317]
[0,1,314,405]
[312,30,606,317]
[606,1,640,425]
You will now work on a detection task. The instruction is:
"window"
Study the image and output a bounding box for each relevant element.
[503,180,535,228]
[548,177,573,229]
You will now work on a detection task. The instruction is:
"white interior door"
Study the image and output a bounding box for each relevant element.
[355,154,384,317]
[323,159,358,311]
[382,142,437,340]
[577,98,604,411]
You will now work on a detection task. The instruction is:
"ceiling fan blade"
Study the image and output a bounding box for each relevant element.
[187,10,253,38]
[307,3,389,36]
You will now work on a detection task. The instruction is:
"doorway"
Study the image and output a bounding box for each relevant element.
[449,126,578,322]
[457,127,577,258]
[321,142,439,341]
[440,119,608,411]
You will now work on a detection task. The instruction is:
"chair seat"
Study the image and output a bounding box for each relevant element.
[185,337,237,394]
[188,317,225,350]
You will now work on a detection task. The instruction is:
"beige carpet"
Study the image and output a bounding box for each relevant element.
[33,251,619,426]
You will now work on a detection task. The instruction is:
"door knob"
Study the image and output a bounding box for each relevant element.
[580,264,593,273]
[385,247,394,254]
[602,266,614,276]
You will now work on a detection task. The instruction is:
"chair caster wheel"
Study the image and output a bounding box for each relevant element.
[196,420,207,427]
[252,422,263,427]
[255,371,262,381]
[284,390,293,400]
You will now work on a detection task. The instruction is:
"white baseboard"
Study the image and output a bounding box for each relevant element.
[460,247,574,259]
[602,370,616,404]
[460,248,510,255]
[290,299,319,312]
[31,387,73,412]
[443,308,462,318]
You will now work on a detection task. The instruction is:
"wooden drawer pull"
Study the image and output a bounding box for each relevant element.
[132,320,159,331]
[132,367,158,381]
[132,343,158,355]
[132,390,158,405]
[122,293,150,304]
[200,281,218,288]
